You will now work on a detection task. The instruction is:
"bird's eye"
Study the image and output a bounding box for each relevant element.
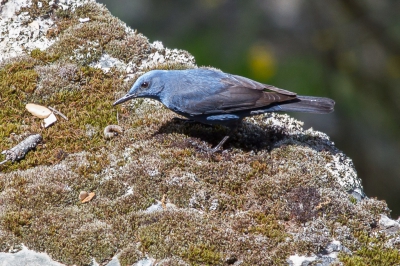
[141,82,149,88]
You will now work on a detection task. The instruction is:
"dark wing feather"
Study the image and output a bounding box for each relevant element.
[194,74,297,114]
[221,74,297,96]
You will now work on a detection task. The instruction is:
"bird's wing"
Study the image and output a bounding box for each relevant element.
[186,74,298,115]
[221,74,296,96]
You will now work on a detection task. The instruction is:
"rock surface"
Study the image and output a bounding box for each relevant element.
[0,245,64,266]
[1,0,400,265]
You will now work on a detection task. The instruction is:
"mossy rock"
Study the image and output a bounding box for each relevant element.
[0,0,399,265]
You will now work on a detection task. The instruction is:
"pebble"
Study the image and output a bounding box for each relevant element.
[79,191,89,201]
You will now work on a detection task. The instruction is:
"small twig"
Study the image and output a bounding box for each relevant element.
[0,159,8,165]
[48,106,68,120]
[161,194,167,209]
[1,134,42,164]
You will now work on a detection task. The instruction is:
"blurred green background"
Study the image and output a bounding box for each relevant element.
[97,0,400,217]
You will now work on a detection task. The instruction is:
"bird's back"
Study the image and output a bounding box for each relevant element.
[159,68,297,117]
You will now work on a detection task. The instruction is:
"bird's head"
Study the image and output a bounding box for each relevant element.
[113,70,166,106]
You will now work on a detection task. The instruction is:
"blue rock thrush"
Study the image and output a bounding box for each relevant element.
[113,68,335,151]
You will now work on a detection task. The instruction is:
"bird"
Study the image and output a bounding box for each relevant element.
[113,68,335,152]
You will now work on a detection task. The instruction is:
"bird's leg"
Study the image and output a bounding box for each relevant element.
[211,135,230,153]
[210,124,239,153]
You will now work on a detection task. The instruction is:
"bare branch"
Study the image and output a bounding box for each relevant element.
[1,134,43,164]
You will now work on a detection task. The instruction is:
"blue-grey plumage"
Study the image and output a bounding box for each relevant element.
[113,68,335,151]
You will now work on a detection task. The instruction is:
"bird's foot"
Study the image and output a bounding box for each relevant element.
[209,135,230,154]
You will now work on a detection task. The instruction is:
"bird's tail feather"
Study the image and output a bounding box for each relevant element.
[279,96,335,114]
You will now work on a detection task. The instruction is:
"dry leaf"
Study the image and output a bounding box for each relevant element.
[81,192,95,203]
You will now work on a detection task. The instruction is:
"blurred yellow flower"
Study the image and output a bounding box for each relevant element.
[247,44,276,81]
[387,56,400,79]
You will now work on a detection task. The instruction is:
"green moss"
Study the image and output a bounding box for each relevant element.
[349,195,358,205]
[118,245,143,266]
[104,35,151,64]
[45,2,132,65]
[287,186,321,223]
[339,233,400,265]
[96,179,127,200]
[0,62,123,172]
[133,211,228,264]
[0,59,39,142]
[50,2,119,39]
[0,59,38,92]
[74,2,111,20]
[18,0,53,22]
[35,216,117,265]
[180,243,222,265]
[76,153,110,177]
[55,8,72,20]
[48,9,75,38]
[30,49,60,64]
[248,212,287,241]
[74,21,125,47]
[2,210,33,237]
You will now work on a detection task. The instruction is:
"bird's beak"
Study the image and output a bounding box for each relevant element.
[113,93,136,106]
